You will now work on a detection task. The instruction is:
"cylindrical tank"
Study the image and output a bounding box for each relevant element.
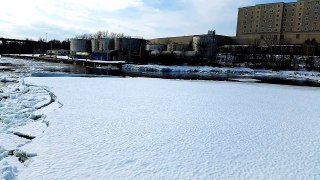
[98,38,113,51]
[115,38,144,51]
[193,35,215,58]
[193,36,201,52]
[99,38,114,51]
[193,36,214,52]
[91,39,99,52]
[70,39,91,52]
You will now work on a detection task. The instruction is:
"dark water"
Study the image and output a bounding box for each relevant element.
[123,71,320,87]
[31,69,320,87]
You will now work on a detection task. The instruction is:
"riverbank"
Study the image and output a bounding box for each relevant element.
[3,55,320,87]
[122,64,320,87]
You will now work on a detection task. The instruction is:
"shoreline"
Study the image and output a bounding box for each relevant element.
[2,56,320,87]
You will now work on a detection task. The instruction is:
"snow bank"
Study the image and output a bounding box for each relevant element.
[123,64,320,82]
[15,77,320,179]
[0,74,60,179]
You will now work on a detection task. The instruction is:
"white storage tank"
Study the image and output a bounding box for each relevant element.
[70,39,91,52]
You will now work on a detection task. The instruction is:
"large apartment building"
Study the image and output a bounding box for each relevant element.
[236,0,320,44]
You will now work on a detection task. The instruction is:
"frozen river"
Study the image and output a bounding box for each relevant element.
[1,57,320,179]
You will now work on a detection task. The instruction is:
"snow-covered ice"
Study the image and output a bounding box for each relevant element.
[8,77,320,179]
[2,57,320,179]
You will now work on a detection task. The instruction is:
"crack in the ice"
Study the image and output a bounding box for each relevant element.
[13,132,35,140]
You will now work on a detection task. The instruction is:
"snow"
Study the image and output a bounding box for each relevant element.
[0,57,71,179]
[3,77,318,179]
[2,57,320,179]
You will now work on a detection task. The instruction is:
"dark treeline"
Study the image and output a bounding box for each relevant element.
[74,30,131,39]
[0,38,70,54]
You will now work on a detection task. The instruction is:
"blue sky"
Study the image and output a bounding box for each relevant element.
[0,0,296,40]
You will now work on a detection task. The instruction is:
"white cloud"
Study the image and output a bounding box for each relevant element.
[0,0,254,40]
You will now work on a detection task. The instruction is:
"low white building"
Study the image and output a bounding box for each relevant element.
[47,49,68,56]
[216,53,238,66]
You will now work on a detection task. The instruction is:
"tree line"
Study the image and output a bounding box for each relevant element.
[0,38,70,54]
[74,30,131,39]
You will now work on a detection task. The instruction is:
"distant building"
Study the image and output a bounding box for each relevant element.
[236,0,320,45]
[147,31,230,59]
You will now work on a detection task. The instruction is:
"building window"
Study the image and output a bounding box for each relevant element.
[296,34,300,39]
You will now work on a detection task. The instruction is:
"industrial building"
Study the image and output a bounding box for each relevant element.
[147,31,232,59]
[236,0,320,44]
